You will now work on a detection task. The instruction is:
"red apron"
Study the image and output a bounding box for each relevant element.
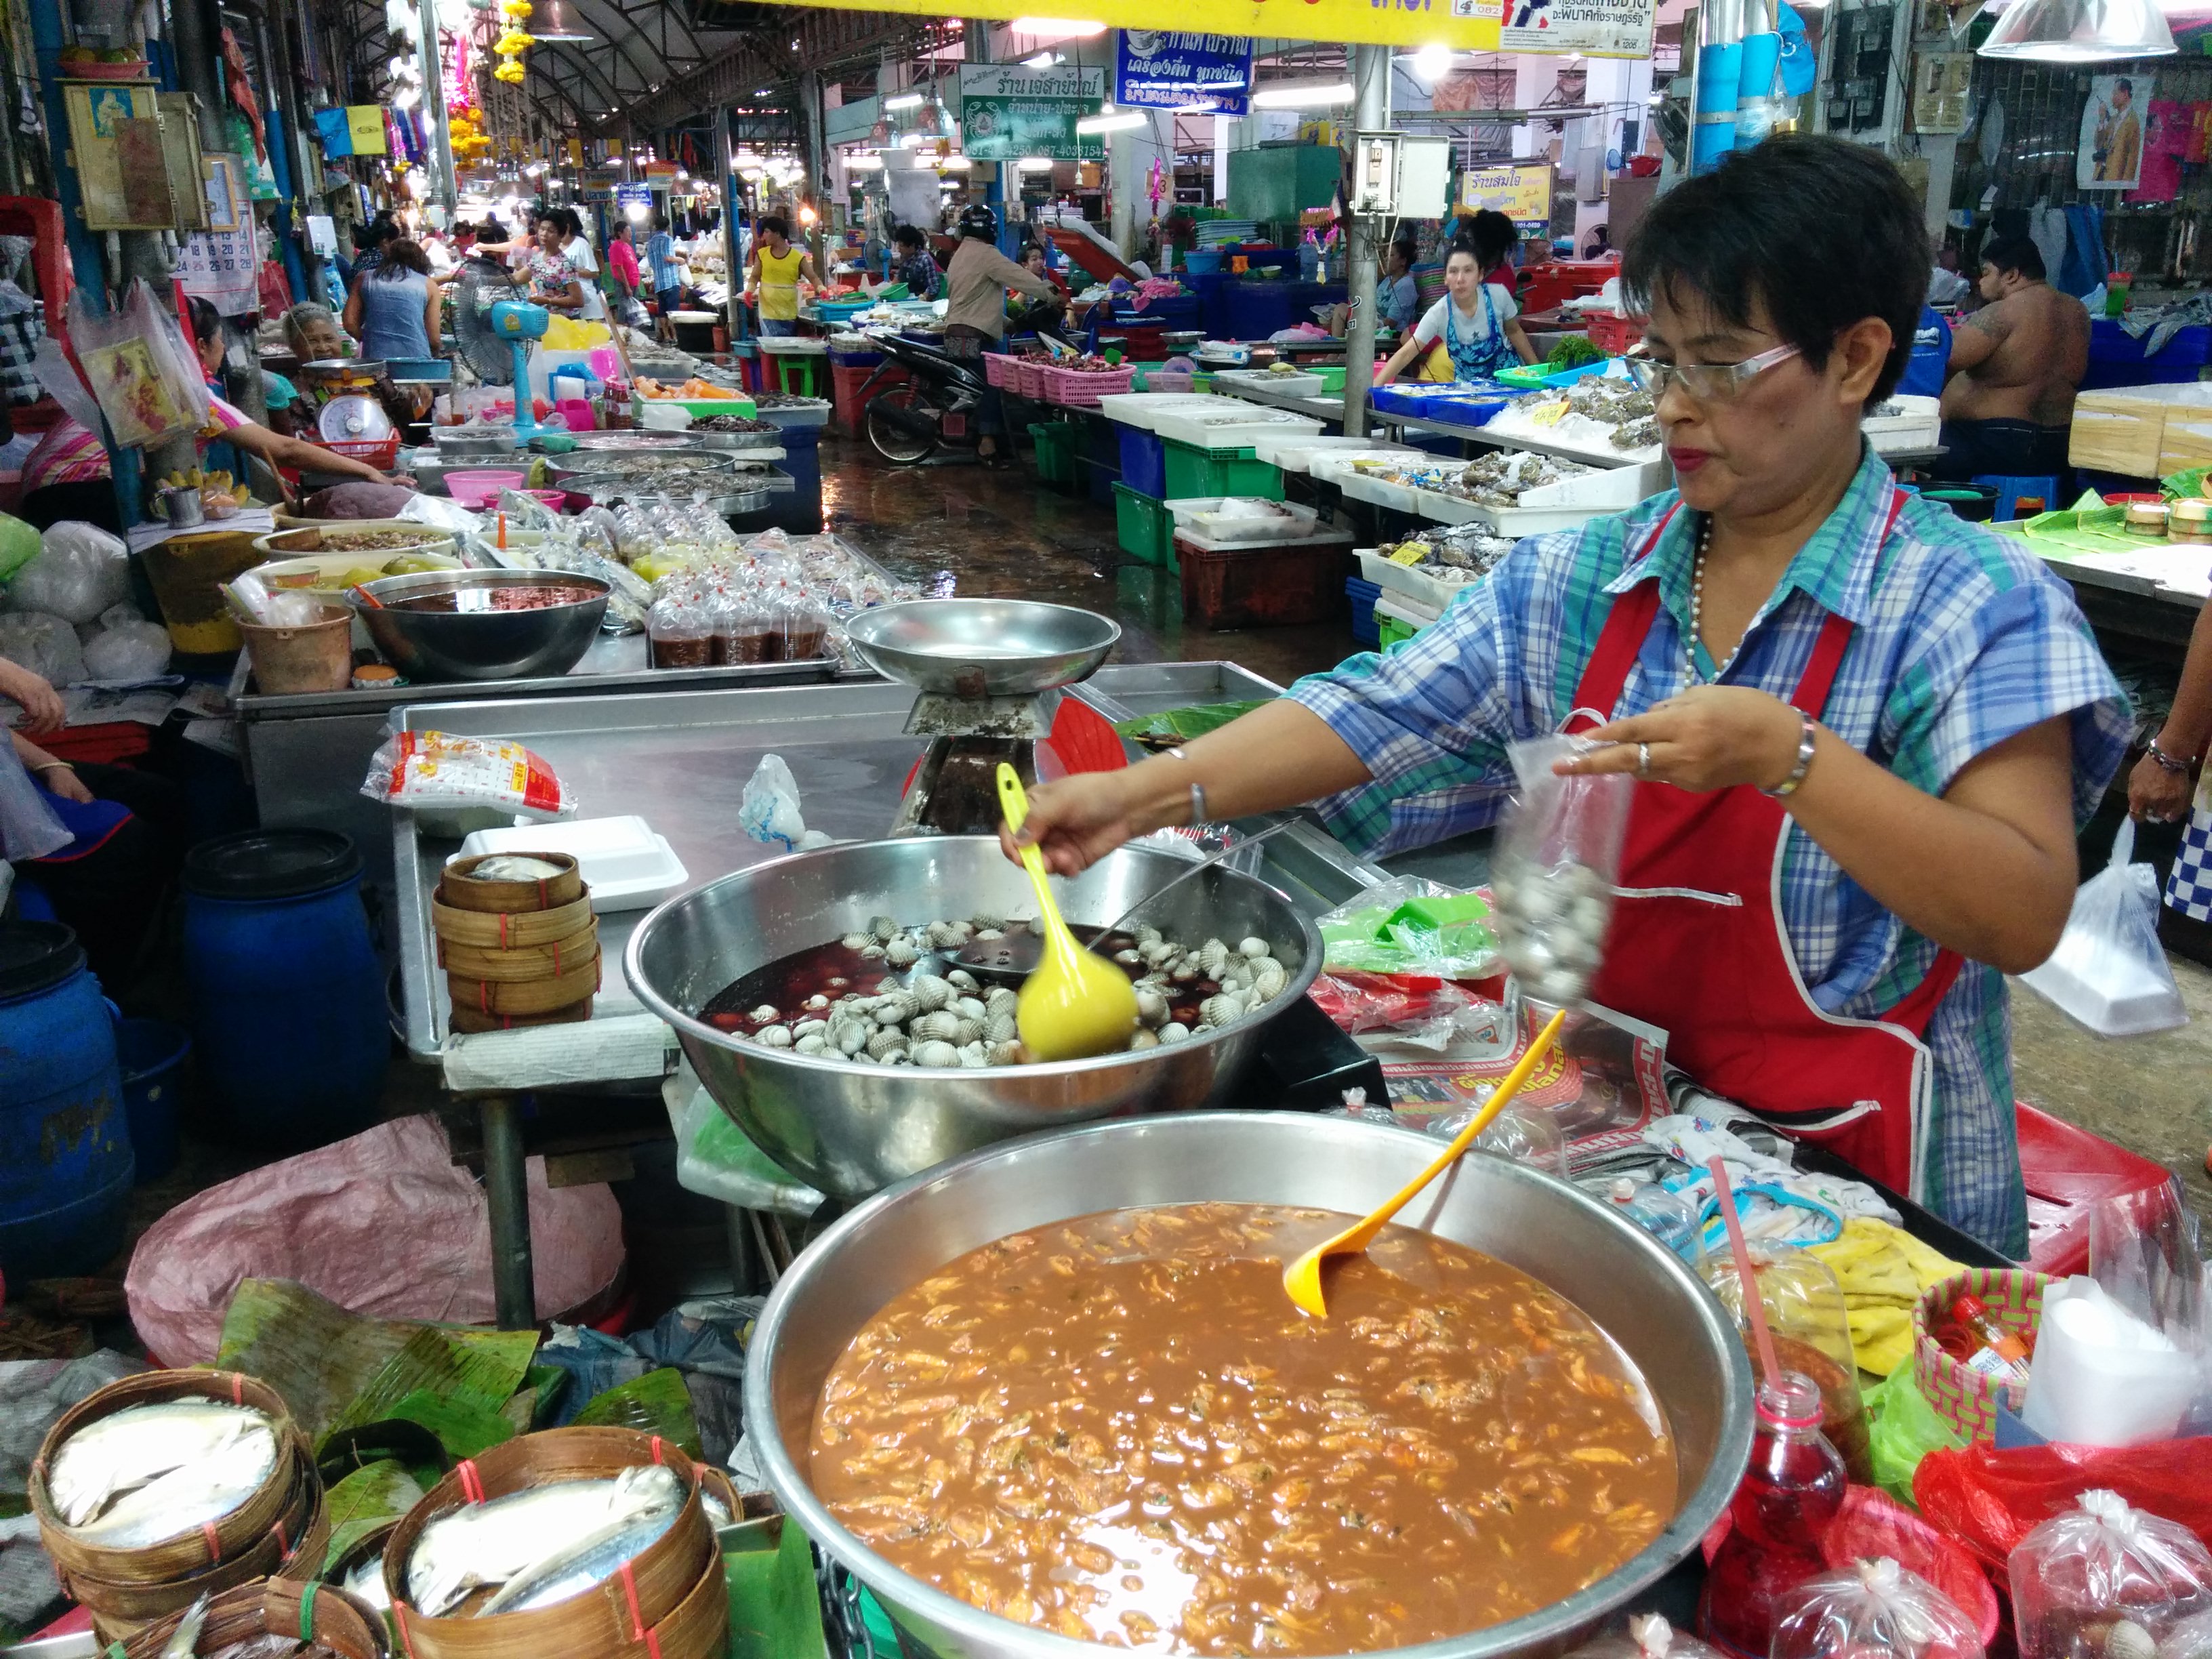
[1566,492,1962,1201]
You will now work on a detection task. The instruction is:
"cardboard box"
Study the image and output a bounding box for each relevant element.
[2071,384,2212,478]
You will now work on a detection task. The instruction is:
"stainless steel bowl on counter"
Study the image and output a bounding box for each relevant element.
[350,569,610,682]
[843,599,1120,697]
[745,1111,1757,1659]
[543,450,737,485]
[623,836,1322,1200]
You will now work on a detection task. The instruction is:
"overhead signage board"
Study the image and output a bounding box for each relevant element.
[781,0,1504,52]
[957,62,1104,161]
[1496,0,1655,58]
[617,182,655,211]
[1115,33,1252,115]
[1459,161,1552,226]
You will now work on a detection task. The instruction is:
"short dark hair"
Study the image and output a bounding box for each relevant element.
[1622,134,1929,405]
[1981,234,2046,281]
[375,237,432,277]
[758,213,790,239]
[186,295,222,350]
[363,215,401,247]
[1462,209,1517,267]
[893,224,925,249]
[2115,77,2133,93]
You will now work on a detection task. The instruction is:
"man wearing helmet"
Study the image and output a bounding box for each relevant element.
[945,205,1063,461]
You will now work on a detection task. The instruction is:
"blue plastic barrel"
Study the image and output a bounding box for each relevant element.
[0,922,135,1279]
[116,1017,190,1183]
[182,830,388,1149]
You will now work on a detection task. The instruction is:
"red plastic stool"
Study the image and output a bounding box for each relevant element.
[2016,1101,2174,1276]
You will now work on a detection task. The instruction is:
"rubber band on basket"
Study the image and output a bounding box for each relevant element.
[617,1559,657,1655]
[457,1459,486,1503]
[299,1578,321,1642]
[203,1519,222,1559]
[396,1603,421,1659]
[230,1372,246,1404]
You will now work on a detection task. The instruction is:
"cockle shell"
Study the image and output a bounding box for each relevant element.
[1170,960,1200,983]
[1128,1029,1160,1050]
[873,991,917,1025]
[756,1025,793,1048]
[1197,939,1231,976]
[970,913,1004,932]
[2107,1623,2156,1659]
[869,915,899,942]
[792,1019,828,1040]
[947,969,981,994]
[913,1040,960,1068]
[840,933,870,951]
[859,943,887,960]
[884,937,919,967]
[748,1004,778,1023]
[1198,995,1243,1029]
[1159,1021,1191,1044]
[1251,960,1288,1000]
[928,920,972,949]
[866,1028,909,1060]
[912,1010,963,1043]
[1238,937,1269,959]
[1134,924,1163,949]
[1134,987,1168,1028]
[957,1043,989,1068]
[802,993,831,1012]
[910,973,954,1012]
[983,1012,1018,1044]
[1114,949,1144,969]
[795,1034,830,1055]
[832,1020,869,1055]
[976,928,1005,941]
[955,995,986,1021]
[987,1040,1024,1066]
[985,986,1019,1019]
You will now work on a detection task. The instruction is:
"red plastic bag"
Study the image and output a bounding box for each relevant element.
[1823,1486,2002,1647]
[1913,1440,2212,1575]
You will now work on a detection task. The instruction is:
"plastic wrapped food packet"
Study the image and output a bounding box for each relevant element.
[1703,1246,1873,1486]
[781,597,830,662]
[360,731,575,819]
[1492,734,1633,1004]
[2009,1491,2212,1659]
[1427,1101,1568,1177]
[1570,1615,1725,1659]
[1771,1558,1986,1659]
[649,591,714,669]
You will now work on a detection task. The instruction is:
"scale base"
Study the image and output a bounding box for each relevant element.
[890,737,1038,838]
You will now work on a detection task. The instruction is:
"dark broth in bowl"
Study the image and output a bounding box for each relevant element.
[812,1202,1676,1655]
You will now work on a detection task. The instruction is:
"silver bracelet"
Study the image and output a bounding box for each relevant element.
[1166,746,1208,826]
[1763,712,1818,799]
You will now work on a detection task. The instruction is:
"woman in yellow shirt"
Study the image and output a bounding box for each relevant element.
[743,214,819,337]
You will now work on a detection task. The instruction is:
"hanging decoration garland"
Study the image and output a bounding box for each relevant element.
[491,0,529,85]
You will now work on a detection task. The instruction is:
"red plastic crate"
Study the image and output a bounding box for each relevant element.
[1586,312,1643,354]
[2017,1101,2175,1276]
[1176,533,1352,630]
[317,435,401,469]
[832,361,907,435]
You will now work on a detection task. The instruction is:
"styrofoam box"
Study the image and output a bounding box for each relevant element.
[1096,393,1225,432]
[1862,394,1940,455]
[1211,369,1326,399]
[1374,591,1443,630]
[1332,470,1427,516]
[1357,549,1483,613]
[1308,450,1442,488]
[1149,406,1326,451]
[1164,497,1321,542]
[1256,434,1420,473]
[457,815,691,912]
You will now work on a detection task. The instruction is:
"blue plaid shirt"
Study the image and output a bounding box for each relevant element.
[1291,448,2130,1255]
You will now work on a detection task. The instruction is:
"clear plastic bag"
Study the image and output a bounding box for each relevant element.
[1772,1558,1986,1659]
[1428,1101,1569,1176]
[0,742,71,860]
[1569,1615,1725,1659]
[2009,1490,2212,1659]
[81,616,172,683]
[0,609,87,688]
[360,731,576,820]
[1315,876,1500,979]
[7,522,131,624]
[65,280,209,450]
[1491,734,1633,1004]
[2020,820,2188,1037]
[1702,1244,1874,1486]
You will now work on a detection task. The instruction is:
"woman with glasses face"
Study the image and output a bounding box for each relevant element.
[1003,136,2128,1256]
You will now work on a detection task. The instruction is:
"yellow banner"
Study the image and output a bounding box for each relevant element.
[773,0,1502,52]
[346,106,386,155]
[1460,161,1551,224]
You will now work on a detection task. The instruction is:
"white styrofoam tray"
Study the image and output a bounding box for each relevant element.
[1211,369,1327,399]
[1357,549,1483,612]
[1862,394,1941,455]
[1375,591,1443,628]
[1164,497,1321,542]
[1256,434,1419,472]
[455,816,691,912]
[1149,406,1326,451]
[1170,523,1355,556]
[1095,393,1226,432]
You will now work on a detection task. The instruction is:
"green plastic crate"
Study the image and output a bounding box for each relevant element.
[1162,441,1284,501]
[1113,482,1176,570]
[1378,613,1420,650]
[1029,422,1080,491]
[1494,363,1553,390]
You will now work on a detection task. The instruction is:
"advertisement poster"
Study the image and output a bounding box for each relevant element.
[1460,161,1553,226]
[1114,32,1252,115]
[956,62,1105,160]
[2078,74,2150,190]
[1496,0,1655,60]
[346,106,388,157]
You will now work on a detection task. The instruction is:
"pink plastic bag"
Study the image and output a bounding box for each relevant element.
[124,1115,623,1364]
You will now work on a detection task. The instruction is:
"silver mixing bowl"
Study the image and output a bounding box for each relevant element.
[842,600,1120,697]
[623,837,1322,1199]
[350,569,609,682]
[745,1112,1756,1659]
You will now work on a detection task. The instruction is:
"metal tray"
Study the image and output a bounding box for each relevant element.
[544,451,739,484]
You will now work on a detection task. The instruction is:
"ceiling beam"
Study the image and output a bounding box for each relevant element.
[605,9,951,137]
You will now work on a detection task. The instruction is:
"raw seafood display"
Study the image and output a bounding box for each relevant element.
[811,1202,1677,1653]
[1374,525,1518,595]
[1484,375,1661,457]
[1344,451,1594,507]
[45,1399,278,1549]
[700,913,1296,1065]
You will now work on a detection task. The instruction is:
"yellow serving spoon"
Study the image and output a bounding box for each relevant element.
[996,764,1141,1061]
[1283,1008,1570,1317]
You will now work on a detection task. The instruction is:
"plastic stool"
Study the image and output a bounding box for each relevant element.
[1971,473,2062,523]
[775,355,821,398]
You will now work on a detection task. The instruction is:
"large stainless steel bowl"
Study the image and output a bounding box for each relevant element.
[350,569,609,682]
[746,1112,1756,1659]
[623,836,1322,1199]
[843,600,1120,696]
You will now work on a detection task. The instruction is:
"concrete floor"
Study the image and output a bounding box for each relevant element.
[815,434,2212,1229]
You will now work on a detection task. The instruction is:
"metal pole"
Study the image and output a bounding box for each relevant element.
[721,105,745,348]
[417,0,458,221]
[479,1095,536,1329]
[1341,42,1389,441]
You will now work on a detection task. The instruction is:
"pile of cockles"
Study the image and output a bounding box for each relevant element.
[1488,851,1614,1004]
[718,914,1293,1067]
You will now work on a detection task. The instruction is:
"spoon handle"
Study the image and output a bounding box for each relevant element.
[1097,819,1297,941]
[996,764,1082,956]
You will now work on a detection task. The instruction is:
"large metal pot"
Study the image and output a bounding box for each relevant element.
[745,1112,1756,1659]
[623,837,1322,1200]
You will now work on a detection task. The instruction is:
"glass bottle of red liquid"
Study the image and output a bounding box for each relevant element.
[1696,1370,1847,1659]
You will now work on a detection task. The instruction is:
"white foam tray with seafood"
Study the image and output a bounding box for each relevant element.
[1095,392,1229,432]
[1479,406,1662,465]
[1861,394,1941,455]
[1164,497,1322,542]
[1358,549,1486,612]
[1209,368,1327,399]
[1306,449,1443,489]
[1148,405,1327,451]
[1254,434,1420,473]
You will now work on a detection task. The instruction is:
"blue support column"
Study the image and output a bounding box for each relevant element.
[264,104,310,306]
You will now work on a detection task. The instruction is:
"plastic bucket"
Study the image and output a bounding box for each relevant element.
[1925,485,1997,523]
[115,1018,189,1183]
[140,530,265,653]
[446,469,527,509]
[240,605,353,695]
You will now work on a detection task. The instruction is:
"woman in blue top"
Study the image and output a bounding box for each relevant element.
[343,237,441,362]
[1373,236,1536,384]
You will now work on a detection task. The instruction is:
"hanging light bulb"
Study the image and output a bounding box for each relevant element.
[528,0,592,40]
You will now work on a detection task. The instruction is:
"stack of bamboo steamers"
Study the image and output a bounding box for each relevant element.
[432,852,599,1031]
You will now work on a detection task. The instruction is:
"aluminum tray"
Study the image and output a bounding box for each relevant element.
[544,451,738,484]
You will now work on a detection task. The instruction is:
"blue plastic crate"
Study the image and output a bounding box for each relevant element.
[2082,318,2211,390]
[1369,382,1512,425]
[1118,426,1166,499]
[1347,575,1381,648]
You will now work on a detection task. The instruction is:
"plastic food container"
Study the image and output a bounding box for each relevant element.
[444,470,527,509]
[1164,497,1322,543]
[457,815,691,912]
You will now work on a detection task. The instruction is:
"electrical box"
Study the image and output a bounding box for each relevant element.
[1351,132,1453,218]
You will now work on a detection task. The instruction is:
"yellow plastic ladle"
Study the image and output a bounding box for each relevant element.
[1282,1008,1570,1317]
[996,764,1140,1061]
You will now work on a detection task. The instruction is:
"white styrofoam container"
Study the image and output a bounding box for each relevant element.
[455,815,691,912]
[1357,549,1483,612]
[1862,394,1940,455]
[1332,470,1428,516]
[1096,393,1225,432]
[1164,497,1321,542]
[1170,523,1355,556]
[1375,591,1442,630]
[1257,434,1420,472]
[1211,369,1326,399]
[1149,406,1326,451]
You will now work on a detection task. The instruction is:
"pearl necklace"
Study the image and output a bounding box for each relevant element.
[1686,514,1741,684]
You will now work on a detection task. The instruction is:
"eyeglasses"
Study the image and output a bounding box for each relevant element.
[1623,342,1802,401]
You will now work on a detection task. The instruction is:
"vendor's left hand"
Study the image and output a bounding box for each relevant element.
[42,766,94,806]
[1557,685,1806,794]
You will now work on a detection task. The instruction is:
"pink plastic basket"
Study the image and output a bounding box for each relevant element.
[983,352,1019,390]
[1037,362,1136,407]
[1015,359,1047,400]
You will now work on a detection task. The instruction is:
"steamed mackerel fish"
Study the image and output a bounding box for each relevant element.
[47,1401,278,1548]
[407,1465,686,1616]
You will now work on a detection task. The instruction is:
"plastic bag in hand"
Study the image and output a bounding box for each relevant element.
[2009,1490,2212,1659]
[1773,1558,1985,1659]
[2020,820,2187,1037]
[7,522,130,625]
[0,609,86,688]
[1492,734,1632,1004]
[1568,1614,1725,1659]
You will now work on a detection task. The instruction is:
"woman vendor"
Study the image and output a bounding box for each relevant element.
[1009,136,2128,1256]
[1374,232,1537,385]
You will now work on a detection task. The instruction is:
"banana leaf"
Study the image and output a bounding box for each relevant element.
[321,1324,540,1451]
[726,1515,828,1659]
[571,1367,700,1458]
[524,1364,569,1426]
[1110,701,1270,749]
[384,1387,516,1459]
[320,1460,425,1574]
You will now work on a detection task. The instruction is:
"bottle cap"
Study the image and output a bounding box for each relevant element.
[1952,1293,1990,1322]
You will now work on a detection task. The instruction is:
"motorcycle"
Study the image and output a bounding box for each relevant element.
[858,300,1070,466]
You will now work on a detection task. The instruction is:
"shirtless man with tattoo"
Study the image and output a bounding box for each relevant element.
[1937,234,2089,480]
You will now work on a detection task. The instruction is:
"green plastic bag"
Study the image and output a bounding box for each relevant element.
[1864,1367,1965,1509]
[0,514,39,586]
[1317,878,1500,979]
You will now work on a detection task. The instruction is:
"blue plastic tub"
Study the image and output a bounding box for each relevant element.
[1183,249,1223,276]
[2081,318,2212,391]
[116,1017,189,1183]
[1370,383,1513,425]
[1118,426,1166,499]
[1347,575,1381,647]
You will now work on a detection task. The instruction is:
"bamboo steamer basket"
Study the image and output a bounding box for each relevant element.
[30,1370,311,1582]
[437,853,585,914]
[430,894,594,951]
[446,954,602,1017]
[123,1576,391,1659]
[73,1449,329,1642]
[448,997,594,1034]
[382,1427,718,1659]
[437,922,600,983]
